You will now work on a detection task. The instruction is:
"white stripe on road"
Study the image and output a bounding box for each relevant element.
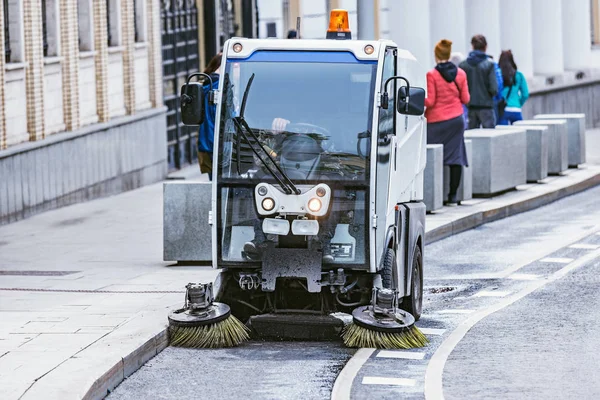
[437,309,475,314]
[472,290,511,298]
[569,243,600,250]
[425,248,600,400]
[507,273,540,281]
[377,350,425,360]
[331,348,375,400]
[419,328,446,336]
[540,257,574,263]
[362,377,416,386]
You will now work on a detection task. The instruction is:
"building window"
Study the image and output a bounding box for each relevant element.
[107,0,121,46]
[42,0,48,56]
[134,0,146,42]
[41,0,59,56]
[3,0,10,62]
[266,22,276,38]
[5,0,24,62]
[77,0,94,51]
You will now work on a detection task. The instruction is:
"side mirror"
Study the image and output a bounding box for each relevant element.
[397,86,425,116]
[180,82,206,126]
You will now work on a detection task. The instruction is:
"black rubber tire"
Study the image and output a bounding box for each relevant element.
[381,248,396,289]
[402,246,423,321]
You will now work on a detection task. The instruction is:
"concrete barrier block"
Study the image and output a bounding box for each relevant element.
[496,125,549,182]
[514,119,568,174]
[443,139,472,202]
[534,113,586,166]
[425,144,443,212]
[464,128,527,195]
[164,182,212,262]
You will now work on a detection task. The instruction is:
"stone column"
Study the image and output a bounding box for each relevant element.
[121,0,136,115]
[147,0,163,108]
[532,0,564,75]
[59,0,80,131]
[500,0,534,78]
[562,0,592,70]
[93,0,109,123]
[0,0,6,149]
[23,0,46,141]
[465,0,501,60]
[388,0,431,68]
[430,0,467,57]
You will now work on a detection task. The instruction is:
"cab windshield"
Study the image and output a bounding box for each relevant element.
[216,51,376,183]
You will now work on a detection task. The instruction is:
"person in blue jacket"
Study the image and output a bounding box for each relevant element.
[197,53,222,180]
[488,55,504,122]
[497,50,530,125]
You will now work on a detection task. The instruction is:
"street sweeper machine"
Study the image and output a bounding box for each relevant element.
[168,10,429,350]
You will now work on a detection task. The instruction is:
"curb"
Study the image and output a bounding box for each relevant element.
[425,171,600,245]
[83,328,169,400]
[93,171,600,400]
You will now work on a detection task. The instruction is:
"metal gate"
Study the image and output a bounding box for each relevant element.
[161,0,199,170]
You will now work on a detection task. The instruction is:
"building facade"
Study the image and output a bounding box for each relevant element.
[0,0,257,224]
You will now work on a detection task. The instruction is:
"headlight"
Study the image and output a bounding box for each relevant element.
[307,198,322,213]
[262,198,275,212]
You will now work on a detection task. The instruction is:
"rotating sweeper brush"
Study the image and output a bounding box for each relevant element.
[168,283,249,348]
[342,288,428,349]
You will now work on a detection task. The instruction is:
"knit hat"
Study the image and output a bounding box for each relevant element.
[435,39,452,61]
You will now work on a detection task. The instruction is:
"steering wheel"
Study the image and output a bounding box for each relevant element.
[285,123,333,151]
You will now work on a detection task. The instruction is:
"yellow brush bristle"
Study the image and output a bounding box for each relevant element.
[341,323,429,349]
[169,315,250,348]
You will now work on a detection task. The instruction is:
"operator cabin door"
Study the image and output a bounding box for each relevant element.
[374,47,397,268]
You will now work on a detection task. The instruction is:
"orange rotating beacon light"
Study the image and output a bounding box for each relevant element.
[326,9,352,40]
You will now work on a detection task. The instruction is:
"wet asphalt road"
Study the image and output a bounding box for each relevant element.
[107,341,354,400]
[109,185,600,400]
[443,255,600,400]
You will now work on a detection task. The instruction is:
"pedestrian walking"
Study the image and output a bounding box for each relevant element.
[459,35,498,129]
[197,53,222,180]
[497,50,530,125]
[425,40,471,206]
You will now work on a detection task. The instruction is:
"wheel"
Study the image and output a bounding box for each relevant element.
[402,246,423,321]
[381,248,396,289]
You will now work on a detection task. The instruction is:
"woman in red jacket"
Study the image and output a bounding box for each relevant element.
[425,39,471,205]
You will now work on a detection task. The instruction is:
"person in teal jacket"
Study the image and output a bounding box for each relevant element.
[498,50,529,125]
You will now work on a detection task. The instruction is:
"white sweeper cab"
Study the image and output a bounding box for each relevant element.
[168,10,429,349]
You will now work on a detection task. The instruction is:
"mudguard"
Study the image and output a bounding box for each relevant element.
[401,202,425,296]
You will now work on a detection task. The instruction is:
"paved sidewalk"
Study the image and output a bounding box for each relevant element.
[0,130,598,400]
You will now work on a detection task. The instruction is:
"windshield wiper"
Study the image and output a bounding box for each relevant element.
[234,74,301,195]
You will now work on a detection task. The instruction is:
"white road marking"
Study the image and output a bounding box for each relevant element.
[425,248,600,400]
[331,348,375,400]
[377,350,425,360]
[569,243,600,250]
[362,377,417,386]
[493,225,600,278]
[507,273,541,281]
[437,309,475,314]
[472,290,511,298]
[419,328,446,336]
[540,257,574,263]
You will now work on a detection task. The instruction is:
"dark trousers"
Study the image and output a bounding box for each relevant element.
[468,108,496,129]
[448,165,462,198]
